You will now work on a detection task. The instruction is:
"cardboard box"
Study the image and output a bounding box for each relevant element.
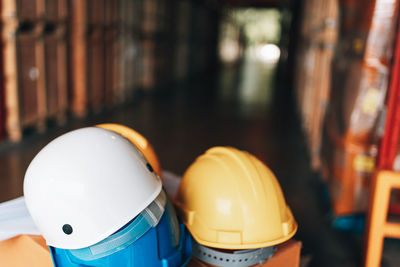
[0,235,53,267]
[188,240,302,267]
[322,120,378,215]
[0,234,300,267]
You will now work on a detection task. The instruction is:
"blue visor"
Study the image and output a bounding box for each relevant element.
[68,190,167,261]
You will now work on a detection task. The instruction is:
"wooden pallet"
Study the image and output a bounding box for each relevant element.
[44,0,68,23]
[323,115,378,215]
[104,0,119,107]
[88,27,105,113]
[2,29,47,141]
[70,0,111,116]
[69,0,88,117]
[44,25,68,124]
[2,0,45,23]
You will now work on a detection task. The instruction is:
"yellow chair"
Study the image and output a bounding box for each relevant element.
[364,170,400,267]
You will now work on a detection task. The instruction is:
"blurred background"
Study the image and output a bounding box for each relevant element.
[1,0,400,266]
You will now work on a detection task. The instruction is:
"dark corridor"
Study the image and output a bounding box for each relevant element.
[0,47,399,267]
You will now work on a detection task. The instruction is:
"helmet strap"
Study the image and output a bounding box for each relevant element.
[67,190,167,261]
[192,240,276,267]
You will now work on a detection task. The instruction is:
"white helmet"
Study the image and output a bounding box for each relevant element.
[23,127,162,249]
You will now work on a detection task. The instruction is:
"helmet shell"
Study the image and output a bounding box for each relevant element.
[97,123,162,177]
[175,146,297,250]
[24,127,162,249]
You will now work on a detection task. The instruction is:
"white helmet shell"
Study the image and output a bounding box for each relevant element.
[24,127,162,249]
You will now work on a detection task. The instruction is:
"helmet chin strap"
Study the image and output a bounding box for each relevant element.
[192,240,276,267]
[67,190,167,261]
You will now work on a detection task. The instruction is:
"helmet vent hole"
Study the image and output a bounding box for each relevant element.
[146,163,154,173]
[62,224,73,235]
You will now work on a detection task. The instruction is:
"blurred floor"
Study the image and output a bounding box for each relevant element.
[1,51,400,267]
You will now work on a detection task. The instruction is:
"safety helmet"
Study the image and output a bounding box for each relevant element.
[96,123,162,176]
[175,146,297,251]
[24,127,191,266]
[24,127,162,249]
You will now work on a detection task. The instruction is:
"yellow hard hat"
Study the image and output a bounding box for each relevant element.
[97,123,162,177]
[175,146,297,250]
